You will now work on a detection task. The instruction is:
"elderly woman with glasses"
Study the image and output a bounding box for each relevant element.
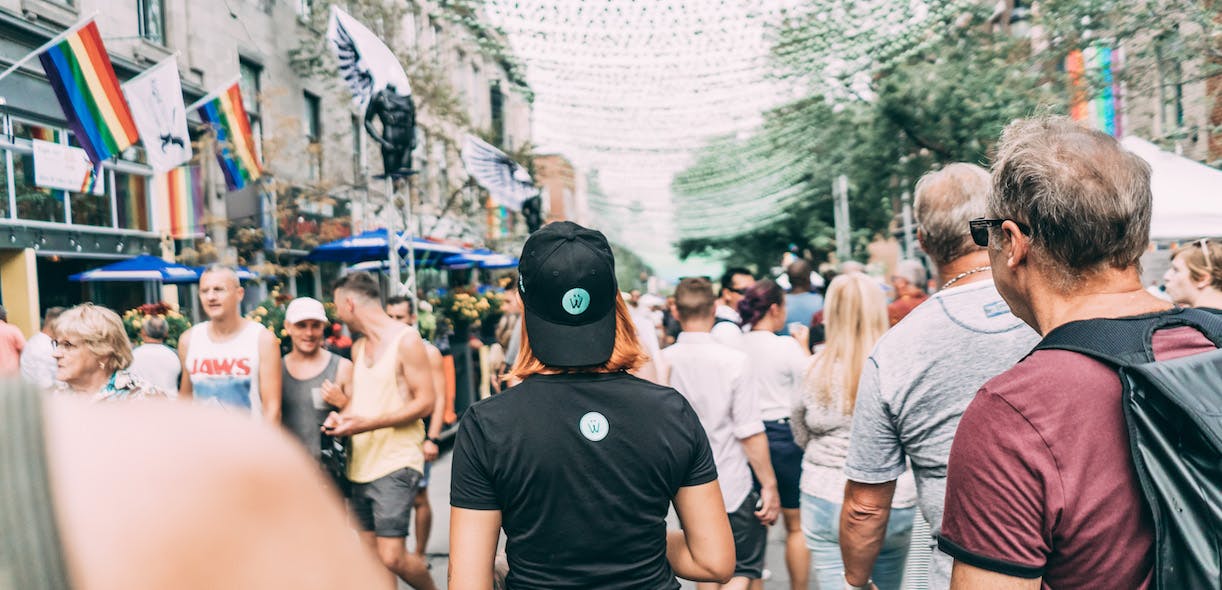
[50,304,168,401]
[1163,238,1222,312]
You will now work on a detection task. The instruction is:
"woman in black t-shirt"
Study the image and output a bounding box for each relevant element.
[449,222,735,590]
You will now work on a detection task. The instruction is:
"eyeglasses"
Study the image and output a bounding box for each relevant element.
[969,218,1033,247]
[51,339,82,352]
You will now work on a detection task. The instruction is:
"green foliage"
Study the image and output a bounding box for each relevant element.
[122,302,192,348]
[675,0,1219,265]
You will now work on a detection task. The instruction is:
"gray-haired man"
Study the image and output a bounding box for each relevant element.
[839,163,1039,590]
[130,316,182,393]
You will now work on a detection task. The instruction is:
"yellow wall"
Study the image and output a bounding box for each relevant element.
[0,249,41,337]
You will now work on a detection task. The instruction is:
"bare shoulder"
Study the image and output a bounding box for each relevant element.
[46,396,387,589]
[177,326,194,352]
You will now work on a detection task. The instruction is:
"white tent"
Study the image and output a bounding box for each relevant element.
[1120,136,1222,240]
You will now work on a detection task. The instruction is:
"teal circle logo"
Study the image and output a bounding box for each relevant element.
[579,411,609,442]
[561,288,591,315]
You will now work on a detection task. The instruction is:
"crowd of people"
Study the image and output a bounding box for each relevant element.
[1,115,1220,590]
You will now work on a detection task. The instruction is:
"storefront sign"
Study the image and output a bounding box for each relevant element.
[31,139,104,195]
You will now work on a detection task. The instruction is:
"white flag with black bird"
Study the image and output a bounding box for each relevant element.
[326,5,412,106]
[121,55,191,174]
[461,135,539,212]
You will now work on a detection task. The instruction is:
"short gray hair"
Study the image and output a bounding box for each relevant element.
[913,163,991,267]
[142,316,169,340]
[893,259,927,288]
[990,117,1152,289]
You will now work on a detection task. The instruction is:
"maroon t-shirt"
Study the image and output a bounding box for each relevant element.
[939,324,1216,588]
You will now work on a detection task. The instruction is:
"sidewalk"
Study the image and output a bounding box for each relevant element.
[402,451,797,589]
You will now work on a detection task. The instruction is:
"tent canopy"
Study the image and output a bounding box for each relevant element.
[1121,136,1222,240]
[442,248,519,270]
[306,229,467,263]
[69,255,201,283]
[69,256,261,283]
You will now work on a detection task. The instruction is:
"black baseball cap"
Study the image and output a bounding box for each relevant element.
[518,221,618,367]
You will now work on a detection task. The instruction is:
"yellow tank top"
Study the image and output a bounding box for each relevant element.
[347,328,425,483]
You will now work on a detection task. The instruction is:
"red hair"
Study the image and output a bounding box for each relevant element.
[510,293,649,379]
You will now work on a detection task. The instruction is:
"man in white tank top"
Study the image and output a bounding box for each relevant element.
[179,266,282,423]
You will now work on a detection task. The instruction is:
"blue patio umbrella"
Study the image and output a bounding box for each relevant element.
[442,249,519,270]
[306,229,467,264]
[69,255,201,284]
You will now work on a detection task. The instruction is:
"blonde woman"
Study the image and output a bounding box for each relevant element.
[1163,238,1222,311]
[791,273,916,590]
[50,304,168,401]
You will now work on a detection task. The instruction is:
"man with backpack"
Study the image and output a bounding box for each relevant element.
[939,116,1222,589]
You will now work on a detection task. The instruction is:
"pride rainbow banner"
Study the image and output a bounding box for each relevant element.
[190,82,261,192]
[37,20,139,165]
[153,165,205,237]
[1067,45,1123,137]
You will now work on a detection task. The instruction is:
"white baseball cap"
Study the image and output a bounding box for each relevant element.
[285,297,328,325]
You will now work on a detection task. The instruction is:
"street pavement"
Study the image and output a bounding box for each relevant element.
[401,450,799,589]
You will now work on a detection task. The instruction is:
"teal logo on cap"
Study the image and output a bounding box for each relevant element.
[562,288,590,315]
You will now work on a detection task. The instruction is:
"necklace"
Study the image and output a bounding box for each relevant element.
[941,266,991,291]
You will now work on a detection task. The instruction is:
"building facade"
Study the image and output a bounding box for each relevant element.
[0,0,532,335]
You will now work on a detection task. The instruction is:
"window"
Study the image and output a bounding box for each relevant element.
[137,0,166,45]
[115,171,150,231]
[239,58,263,161]
[490,81,505,147]
[1155,28,1185,130]
[303,92,322,180]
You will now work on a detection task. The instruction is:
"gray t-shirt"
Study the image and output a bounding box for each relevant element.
[844,279,1039,589]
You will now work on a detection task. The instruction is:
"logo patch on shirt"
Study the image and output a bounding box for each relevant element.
[983,300,1012,318]
[562,288,591,315]
[579,411,609,442]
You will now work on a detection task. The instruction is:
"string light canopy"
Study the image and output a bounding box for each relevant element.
[451,0,977,272]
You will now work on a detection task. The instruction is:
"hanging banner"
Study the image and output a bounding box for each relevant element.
[122,56,192,173]
[326,5,413,107]
[31,138,104,195]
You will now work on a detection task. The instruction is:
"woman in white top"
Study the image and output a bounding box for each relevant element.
[737,279,811,590]
[792,272,916,590]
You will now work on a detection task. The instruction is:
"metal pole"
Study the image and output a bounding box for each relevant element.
[387,175,401,296]
[901,190,915,259]
[405,174,418,317]
[834,175,851,262]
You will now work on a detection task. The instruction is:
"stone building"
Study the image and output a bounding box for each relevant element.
[0,0,532,335]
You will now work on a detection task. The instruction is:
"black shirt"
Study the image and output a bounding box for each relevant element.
[451,371,718,589]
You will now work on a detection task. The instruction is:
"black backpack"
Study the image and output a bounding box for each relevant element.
[1032,308,1222,590]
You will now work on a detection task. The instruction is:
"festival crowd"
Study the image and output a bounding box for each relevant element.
[2,115,1221,590]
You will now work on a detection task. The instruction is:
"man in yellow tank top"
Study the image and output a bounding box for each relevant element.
[323,271,439,590]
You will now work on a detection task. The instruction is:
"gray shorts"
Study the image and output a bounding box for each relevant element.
[350,467,423,537]
[729,490,767,579]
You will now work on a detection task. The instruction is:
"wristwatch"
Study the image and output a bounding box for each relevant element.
[844,574,872,590]
[426,436,441,445]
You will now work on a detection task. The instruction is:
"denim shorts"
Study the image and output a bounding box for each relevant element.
[800,492,915,590]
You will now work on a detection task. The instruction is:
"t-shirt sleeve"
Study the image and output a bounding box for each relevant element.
[729,356,764,440]
[449,407,501,510]
[679,397,718,488]
[938,387,1061,579]
[844,358,906,483]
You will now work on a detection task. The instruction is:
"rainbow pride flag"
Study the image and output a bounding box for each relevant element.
[192,83,261,192]
[117,172,149,231]
[154,165,205,237]
[37,20,139,165]
[1067,45,1123,137]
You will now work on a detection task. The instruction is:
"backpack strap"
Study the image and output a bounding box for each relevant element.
[1032,308,1222,367]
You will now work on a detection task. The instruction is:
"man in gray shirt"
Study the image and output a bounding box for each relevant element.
[838,164,1039,590]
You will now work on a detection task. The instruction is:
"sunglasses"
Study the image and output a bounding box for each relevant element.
[969,218,1033,247]
[1197,238,1215,273]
